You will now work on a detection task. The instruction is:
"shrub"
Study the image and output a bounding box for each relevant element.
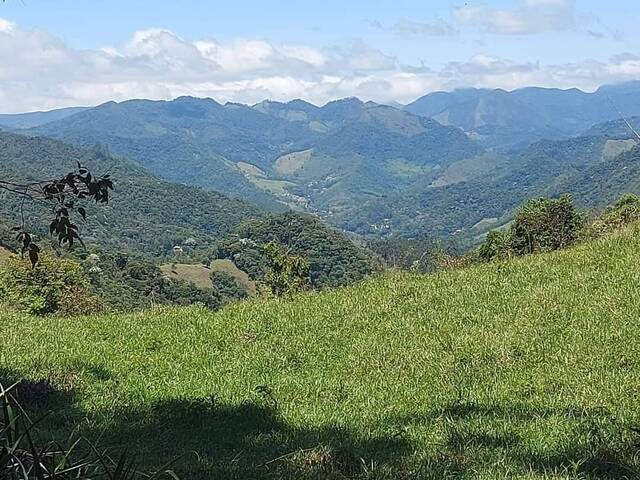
[478,230,512,262]
[263,241,310,296]
[0,253,102,316]
[210,270,248,303]
[510,195,585,255]
[587,194,640,238]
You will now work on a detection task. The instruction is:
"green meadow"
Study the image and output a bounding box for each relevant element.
[3,226,640,479]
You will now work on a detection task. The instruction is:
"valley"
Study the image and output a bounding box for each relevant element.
[0,81,633,244]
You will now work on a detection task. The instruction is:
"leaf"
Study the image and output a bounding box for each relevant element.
[77,207,87,220]
[28,245,39,269]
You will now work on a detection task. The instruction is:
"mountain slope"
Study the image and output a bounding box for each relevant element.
[0,106,89,130]
[0,131,263,256]
[406,81,640,150]
[27,96,482,220]
[0,131,379,290]
[342,134,635,238]
[4,224,640,478]
[27,98,295,209]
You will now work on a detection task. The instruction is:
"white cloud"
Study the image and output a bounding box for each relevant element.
[0,17,638,112]
[367,18,456,37]
[454,0,576,34]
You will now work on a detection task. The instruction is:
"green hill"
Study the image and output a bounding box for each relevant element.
[3,225,640,479]
[27,97,481,221]
[0,106,89,129]
[0,131,263,257]
[345,135,640,239]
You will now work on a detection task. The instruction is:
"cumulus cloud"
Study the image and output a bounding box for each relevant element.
[454,0,576,34]
[0,17,638,112]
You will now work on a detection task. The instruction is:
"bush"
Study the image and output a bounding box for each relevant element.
[510,195,585,255]
[478,230,512,262]
[0,253,103,316]
[477,195,585,262]
[263,241,310,296]
[587,194,640,238]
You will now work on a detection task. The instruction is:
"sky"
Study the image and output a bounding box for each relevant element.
[0,0,639,112]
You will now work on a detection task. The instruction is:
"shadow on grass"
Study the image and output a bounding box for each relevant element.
[397,400,640,480]
[2,368,640,479]
[1,368,413,479]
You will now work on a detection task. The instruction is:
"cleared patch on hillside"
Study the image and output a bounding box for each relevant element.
[471,217,499,231]
[308,121,328,133]
[236,161,267,178]
[251,178,296,197]
[386,159,431,177]
[430,154,502,188]
[160,263,213,290]
[210,259,256,295]
[275,150,312,175]
[603,139,637,160]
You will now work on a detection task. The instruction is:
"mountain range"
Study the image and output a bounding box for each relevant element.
[2,80,640,242]
[405,81,640,151]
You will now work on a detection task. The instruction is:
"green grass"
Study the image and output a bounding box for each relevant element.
[210,258,256,295]
[275,149,313,175]
[3,227,640,479]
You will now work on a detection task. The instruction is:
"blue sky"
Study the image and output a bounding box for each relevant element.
[0,0,638,112]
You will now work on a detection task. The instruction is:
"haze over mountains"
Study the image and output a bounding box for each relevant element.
[405,81,640,150]
[2,81,640,241]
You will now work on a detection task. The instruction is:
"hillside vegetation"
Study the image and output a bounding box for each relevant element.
[0,131,263,257]
[27,96,481,222]
[19,85,640,240]
[3,225,640,479]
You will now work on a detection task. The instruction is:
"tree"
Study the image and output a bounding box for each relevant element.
[510,195,584,255]
[0,163,113,267]
[0,252,103,315]
[263,240,310,296]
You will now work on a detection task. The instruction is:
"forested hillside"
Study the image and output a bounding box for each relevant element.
[342,135,639,239]
[0,131,263,257]
[0,131,380,311]
[26,97,482,219]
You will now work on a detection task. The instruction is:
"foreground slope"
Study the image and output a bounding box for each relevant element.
[3,227,640,478]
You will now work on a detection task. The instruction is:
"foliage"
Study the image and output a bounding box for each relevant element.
[0,253,102,316]
[477,195,585,261]
[2,161,113,267]
[209,270,248,304]
[0,131,263,259]
[369,234,461,273]
[586,193,640,238]
[4,226,640,478]
[263,240,310,296]
[510,195,585,255]
[477,230,512,262]
[85,252,222,311]
[213,212,378,289]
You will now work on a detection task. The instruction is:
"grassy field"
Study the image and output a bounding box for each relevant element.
[160,263,215,290]
[3,227,640,479]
